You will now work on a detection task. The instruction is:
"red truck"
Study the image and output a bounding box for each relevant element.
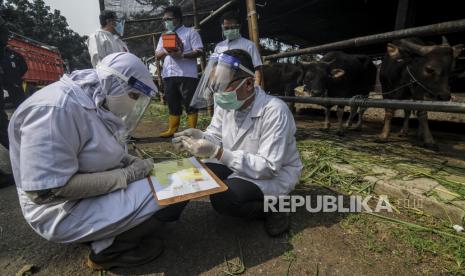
[6,32,65,94]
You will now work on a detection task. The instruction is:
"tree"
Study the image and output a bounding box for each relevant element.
[1,0,91,70]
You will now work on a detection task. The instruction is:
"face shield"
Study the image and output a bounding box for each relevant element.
[190,53,255,109]
[97,64,157,134]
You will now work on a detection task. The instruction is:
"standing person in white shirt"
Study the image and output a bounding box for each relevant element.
[87,10,129,68]
[214,11,263,86]
[155,6,204,138]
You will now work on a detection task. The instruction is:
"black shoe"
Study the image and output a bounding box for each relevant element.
[87,238,164,270]
[0,174,14,189]
[264,212,290,237]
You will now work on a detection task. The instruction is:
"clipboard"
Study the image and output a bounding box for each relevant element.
[146,158,228,205]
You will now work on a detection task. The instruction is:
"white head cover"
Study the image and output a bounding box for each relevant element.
[64,52,157,144]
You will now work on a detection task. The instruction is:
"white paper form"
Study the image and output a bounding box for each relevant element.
[149,157,220,200]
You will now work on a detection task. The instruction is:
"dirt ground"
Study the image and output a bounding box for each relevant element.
[1,105,465,275]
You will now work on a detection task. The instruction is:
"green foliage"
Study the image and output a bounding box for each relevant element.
[343,213,465,274]
[1,0,91,70]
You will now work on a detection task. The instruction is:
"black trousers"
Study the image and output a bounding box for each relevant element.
[154,200,188,222]
[206,163,266,219]
[4,82,27,108]
[163,77,198,116]
[0,80,9,148]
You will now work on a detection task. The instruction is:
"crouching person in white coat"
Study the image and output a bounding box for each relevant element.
[173,49,303,236]
[8,52,187,270]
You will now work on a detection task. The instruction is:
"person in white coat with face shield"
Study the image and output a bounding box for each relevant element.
[173,49,303,236]
[8,52,187,270]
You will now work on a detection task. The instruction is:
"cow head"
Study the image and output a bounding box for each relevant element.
[387,37,464,101]
[300,60,345,97]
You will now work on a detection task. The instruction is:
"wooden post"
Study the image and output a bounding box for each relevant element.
[395,0,416,30]
[245,0,264,87]
[99,0,105,12]
[192,0,206,71]
[245,0,260,51]
[199,0,238,27]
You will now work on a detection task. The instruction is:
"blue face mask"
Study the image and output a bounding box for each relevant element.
[214,78,255,110]
[115,21,124,36]
[164,20,175,32]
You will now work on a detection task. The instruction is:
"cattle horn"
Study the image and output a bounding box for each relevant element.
[399,39,435,56]
[442,36,450,46]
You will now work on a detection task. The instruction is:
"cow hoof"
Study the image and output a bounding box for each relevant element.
[337,130,345,137]
[374,137,388,143]
[398,131,409,137]
[423,143,439,151]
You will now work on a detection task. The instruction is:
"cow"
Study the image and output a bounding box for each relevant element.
[377,37,463,150]
[263,63,304,112]
[301,51,377,136]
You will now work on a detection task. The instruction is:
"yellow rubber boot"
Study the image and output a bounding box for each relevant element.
[159,115,180,138]
[187,113,198,129]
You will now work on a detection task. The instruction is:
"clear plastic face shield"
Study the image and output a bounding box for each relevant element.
[190,53,255,109]
[97,64,157,134]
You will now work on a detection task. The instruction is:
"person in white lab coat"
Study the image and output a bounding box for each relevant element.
[87,10,129,68]
[8,52,187,270]
[173,49,303,236]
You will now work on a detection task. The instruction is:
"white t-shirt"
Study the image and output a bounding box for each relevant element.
[214,37,263,69]
[156,25,204,79]
[86,29,129,67]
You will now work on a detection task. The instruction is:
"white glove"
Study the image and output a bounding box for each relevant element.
[180,137,220,159]
[172,135,186,152]
[122,158,154,183]
[173,128,204,140]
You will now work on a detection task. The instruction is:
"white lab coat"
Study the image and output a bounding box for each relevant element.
[214,37,263,69]
[87,29,129,67]
[204,87,303,196]
[8,77,162,253]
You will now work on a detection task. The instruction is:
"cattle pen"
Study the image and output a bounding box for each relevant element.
[265,19,465,114]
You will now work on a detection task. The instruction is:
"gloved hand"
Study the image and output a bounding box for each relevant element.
[121,154,142,167]
[172,129,204,152]
[122,158,154,183]
[28,158,154,204]
[172,135,186,152]
[174,128,204,140]
[180,137,220,159]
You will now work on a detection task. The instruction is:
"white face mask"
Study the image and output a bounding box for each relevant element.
[105,93,137,117]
